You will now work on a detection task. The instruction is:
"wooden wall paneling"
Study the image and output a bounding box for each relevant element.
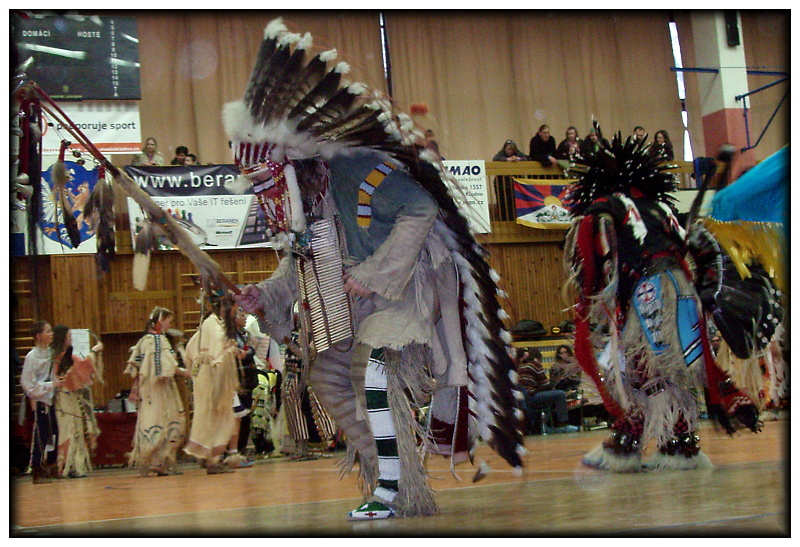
[49,255,102,334]
[92,332,141,408]
[486,241,572,331]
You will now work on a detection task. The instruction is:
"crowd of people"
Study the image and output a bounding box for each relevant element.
[131,137,199,166]
[493,124,674,164]
[18,294,340,483]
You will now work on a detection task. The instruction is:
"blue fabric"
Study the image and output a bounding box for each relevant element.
[632,274,668,354]
[676,295,704,368]
[328,151,438,262]
[710,146,787,224]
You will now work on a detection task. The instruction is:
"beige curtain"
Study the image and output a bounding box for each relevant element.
[387,12,685,161]
[741,11,789,161]
[134,12,385,166]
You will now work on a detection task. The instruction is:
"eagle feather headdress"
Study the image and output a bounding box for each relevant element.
[222,17,525,472]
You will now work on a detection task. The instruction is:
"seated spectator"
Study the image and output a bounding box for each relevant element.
[132,137,165,166]
[493,139,528,162]
[171,146,189,166]
[549,344,581,391]
[184,153,198,166]
[517,348,579,434]
[579,128,610,160]
[528,124,557,167]
[632,125,646,145]
[649,129,674,161]
[555,126,582,161]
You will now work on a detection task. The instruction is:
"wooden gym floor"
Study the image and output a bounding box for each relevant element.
[12,419,787,536]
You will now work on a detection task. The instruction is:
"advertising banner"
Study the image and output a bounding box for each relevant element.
[124,164,272,250]
[513,178,572,229]
[441,160,491,233]
[42,101,141,155]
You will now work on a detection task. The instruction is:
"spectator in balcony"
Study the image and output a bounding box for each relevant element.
[649,129,675,161]
[493,139,528,162]
[132,137,165,166]
[184,153,198,166]
[556,126,582,161]
[579,127,610,161]
[632,125,647,145]
[529,124,558,167]
[171,146,189,166]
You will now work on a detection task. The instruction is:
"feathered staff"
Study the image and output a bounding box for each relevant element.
[19,82,239,297]
[51,139,82,248]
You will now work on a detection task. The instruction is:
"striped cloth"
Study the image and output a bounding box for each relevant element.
[357,162,396,228]
[364,349,399,502]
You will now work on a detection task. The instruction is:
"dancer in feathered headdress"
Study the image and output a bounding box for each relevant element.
[229,18,525,519]
[562,123,773,472]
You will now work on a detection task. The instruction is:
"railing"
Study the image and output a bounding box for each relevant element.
[484,160,696,223]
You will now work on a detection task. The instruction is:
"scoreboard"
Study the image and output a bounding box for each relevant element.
[13,13,141,100]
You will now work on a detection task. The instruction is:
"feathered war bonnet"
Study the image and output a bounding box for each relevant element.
[221,17,425,172]
[565,122,679,216]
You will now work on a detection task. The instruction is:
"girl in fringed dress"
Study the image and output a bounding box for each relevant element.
[52,325,103,478]
[126,307,190,476]
[183,293,240,474]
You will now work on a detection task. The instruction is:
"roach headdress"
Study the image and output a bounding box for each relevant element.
[566,122,679,216]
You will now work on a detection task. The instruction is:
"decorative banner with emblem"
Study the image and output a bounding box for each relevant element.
[513,178,573,230]
[12,160,104,255]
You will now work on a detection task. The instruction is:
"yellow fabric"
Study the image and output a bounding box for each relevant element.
[183,314,238,460]
[125,334,187,471]
[702,218,785,291]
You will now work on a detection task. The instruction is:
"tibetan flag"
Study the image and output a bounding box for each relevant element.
[513,178,572,229]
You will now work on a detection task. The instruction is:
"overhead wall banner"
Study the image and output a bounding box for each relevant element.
[42,101,141,155]
[124,164,272,250]
[441,160,491,234]
[513,178,572,229]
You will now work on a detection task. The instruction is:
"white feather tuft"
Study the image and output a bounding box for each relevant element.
[264,18,286,39]
[514,409,524,421]
[347,82,368,95]
[508,370,519,384]
[296,32,313,50]
[419,149,439,164]
[319,49,337,62]
[224,175,253,195]
[515,444,528,457]
[278,32,301,47]
[490,269,501,283]
[513,389,524,401]
[498,309,510,321]
[512,466,523,477]
[500,329,512,344]
[497,289,508,299]
[334,62,351,74]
